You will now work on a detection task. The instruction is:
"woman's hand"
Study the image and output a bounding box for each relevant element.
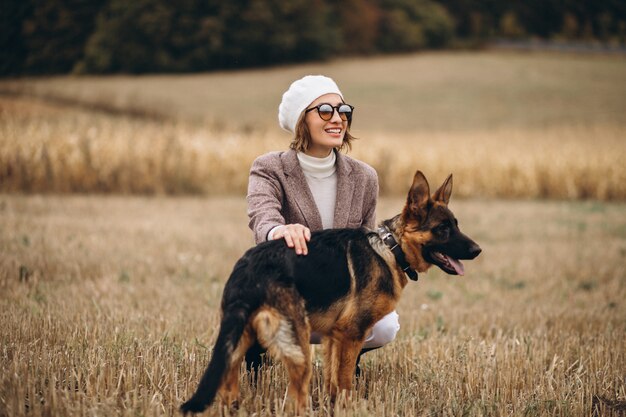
[273,224,311,255]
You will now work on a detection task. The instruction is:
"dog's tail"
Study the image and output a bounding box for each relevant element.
[180,295,257,414]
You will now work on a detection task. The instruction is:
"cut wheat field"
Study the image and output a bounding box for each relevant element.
[1,195,625,416]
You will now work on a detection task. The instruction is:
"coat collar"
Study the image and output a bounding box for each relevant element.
[281,149,354,229]
[281,149,323,230]
[332,150,354,228]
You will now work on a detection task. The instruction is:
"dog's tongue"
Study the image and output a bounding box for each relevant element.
[445,255,465,276]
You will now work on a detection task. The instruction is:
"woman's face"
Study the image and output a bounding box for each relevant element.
[304,93,347,158]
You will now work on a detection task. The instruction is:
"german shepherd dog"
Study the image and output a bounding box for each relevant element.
[181,170,481,414]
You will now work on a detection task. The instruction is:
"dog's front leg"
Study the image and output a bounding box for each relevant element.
[324,336,362,404]
[321,336,336,396]
[335,338,362,395]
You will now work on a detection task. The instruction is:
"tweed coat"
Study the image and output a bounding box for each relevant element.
[247,149,379,244]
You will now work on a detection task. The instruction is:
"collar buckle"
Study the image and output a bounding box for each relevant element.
[378,226,418,281]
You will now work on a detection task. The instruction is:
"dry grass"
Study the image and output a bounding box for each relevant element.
[0,97,266,195]
[2,51,626,199]
[2,51,626,200]
[1,95,626,199]
[2,51,626,133]
[1,195,625,416]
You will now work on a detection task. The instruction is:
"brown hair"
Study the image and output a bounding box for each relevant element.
[289,112,356,153]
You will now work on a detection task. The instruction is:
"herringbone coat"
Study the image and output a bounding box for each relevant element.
[247,149,378,244]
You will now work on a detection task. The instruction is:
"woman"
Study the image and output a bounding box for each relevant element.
[246,75,399,372]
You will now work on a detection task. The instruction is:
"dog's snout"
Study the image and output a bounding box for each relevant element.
[468,243,482,259]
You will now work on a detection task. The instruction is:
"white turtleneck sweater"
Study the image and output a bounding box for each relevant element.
[268,151,338,240]
[297,151,337,229]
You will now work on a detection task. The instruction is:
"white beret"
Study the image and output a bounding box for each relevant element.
[278,75,343,133]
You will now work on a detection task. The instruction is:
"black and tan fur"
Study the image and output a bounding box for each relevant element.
[181,170,481,414]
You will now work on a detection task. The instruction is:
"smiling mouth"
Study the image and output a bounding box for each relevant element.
[325,128,342,135]
[427,251,465,275]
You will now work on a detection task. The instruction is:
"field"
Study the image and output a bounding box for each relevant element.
[1,195,625,416]
[1,51,626,416]
[2,51,626,198]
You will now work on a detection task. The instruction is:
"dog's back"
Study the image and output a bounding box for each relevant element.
[221,227,386,308]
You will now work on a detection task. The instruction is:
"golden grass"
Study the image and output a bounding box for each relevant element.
[2,51,626,199]
[2,51,626,133]
[1,95,625,199]
[1,195,625,416]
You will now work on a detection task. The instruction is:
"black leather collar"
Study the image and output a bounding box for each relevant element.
[377,225,418,281]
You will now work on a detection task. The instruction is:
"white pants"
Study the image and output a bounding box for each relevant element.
[309,310,400,349]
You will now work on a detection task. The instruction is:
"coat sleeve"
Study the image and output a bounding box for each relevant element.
[361,164,379,230]
[247,155,286,244]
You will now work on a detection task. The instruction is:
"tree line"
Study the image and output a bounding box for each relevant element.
[2,0,625,76]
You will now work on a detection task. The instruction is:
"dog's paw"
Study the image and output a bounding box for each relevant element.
[180,398,206,414]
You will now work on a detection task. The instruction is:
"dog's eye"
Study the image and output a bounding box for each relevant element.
[434,224,449,235]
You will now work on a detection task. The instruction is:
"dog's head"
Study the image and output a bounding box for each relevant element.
[399,171,481,275]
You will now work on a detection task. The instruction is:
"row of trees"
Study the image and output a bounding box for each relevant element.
[2,0,625,76]
[439,0,626,41]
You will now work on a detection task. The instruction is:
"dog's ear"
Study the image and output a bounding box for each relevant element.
[432,174,453,205]
[403,170,430,223]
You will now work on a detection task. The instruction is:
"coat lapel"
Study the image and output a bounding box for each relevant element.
[281,150,323,231]
[333,151,354,228]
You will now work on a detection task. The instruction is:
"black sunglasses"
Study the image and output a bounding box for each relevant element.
[305,103,354,122]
